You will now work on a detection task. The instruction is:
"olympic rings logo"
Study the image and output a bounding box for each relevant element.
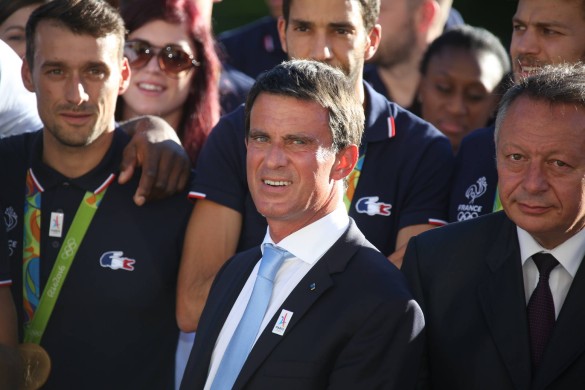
[457,211,479,221]
[61,238,78,259]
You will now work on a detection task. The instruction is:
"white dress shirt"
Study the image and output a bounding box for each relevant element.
[519,227,585,318]
[204,206,350,389]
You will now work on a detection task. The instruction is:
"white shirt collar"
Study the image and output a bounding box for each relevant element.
[261,205,350,266]
[518,227,585,278]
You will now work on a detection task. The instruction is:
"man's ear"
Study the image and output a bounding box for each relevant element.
[417,0,439,43]
[277,16,288,54]
[331,144,359,180]
[364,24,382,61]
[119,57,131,95]
[21,59,35,93]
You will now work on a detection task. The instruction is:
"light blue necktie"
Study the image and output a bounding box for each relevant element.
[210,243,290,390]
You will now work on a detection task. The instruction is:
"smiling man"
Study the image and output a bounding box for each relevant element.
[180,60,424,390]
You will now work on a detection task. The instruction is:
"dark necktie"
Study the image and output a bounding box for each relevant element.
[527,253,559,369]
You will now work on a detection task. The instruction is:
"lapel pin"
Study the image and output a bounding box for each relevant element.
[310,282,316,291]
[272,309,293,336]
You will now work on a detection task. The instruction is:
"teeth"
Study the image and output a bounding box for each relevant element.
[138,83,163,91]
[264,179,291,186]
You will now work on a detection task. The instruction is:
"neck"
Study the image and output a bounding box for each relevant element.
[376,59,421,108]
[268,191,343,243]
[42,128,114,179]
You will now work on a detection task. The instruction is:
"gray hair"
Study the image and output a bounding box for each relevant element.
[245,59,364,151]
[495,63,585,143]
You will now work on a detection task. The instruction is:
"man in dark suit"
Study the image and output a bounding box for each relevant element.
[402,63,585,389]
[180,60,424,389]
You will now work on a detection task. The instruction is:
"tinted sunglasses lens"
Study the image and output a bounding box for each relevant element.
[125,41,152,68]
[159,46,194,75]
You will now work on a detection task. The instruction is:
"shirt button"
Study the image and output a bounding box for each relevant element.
[52,241,60,249]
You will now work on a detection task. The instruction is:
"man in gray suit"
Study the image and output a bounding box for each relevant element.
[403,63,585,389]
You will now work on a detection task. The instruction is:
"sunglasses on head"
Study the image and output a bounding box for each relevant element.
[124,39,200,78]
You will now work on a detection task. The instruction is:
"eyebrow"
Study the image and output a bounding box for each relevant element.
[3,25,25,33]
[512,16,569,30]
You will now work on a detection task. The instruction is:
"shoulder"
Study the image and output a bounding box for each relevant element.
[412,211,511,251]
[335,222,413,300]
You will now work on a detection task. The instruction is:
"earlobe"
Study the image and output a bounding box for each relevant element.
[21,59,35,92]
[277,16,288,54]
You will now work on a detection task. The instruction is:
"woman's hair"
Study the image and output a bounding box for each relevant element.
[118,0,221,164]
[0,0,45,25]
[420,24,511,77]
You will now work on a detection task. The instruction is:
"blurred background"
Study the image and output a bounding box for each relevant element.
[212,0,517,49]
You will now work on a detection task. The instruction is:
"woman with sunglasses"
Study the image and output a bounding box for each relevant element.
[117,0,221,165]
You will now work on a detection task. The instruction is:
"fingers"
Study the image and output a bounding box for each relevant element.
[118,141,138,185]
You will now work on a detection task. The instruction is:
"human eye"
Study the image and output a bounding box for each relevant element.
[435,83,451,94]
[549,159,570,168]
[249,133,269,143]
[512,22,525,33]
[508,153,523,161]
[5,33,25,43]
[86,65,108,80]
[541,27,560,36]
[293,22,310,33]
[45,67,64,78]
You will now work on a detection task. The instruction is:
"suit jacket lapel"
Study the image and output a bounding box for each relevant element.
[532,253,585,390]
[191,248,262,387]
[477,214,532,390]
[233,220,364,389]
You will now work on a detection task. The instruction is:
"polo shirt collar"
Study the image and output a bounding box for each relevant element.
[362,80,396,144]
[28,128,127,194]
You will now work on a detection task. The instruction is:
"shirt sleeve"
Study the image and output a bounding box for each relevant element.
[397,131,454,229]
[190,106,249,215]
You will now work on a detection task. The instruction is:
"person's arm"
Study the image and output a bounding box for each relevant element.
[176,199,242,332]
[118,115,191,206]
[389,224,436,269]
[0,287,21,390]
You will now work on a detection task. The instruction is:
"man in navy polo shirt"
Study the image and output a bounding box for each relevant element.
[218,0,287,79]
[0,1,192,388]
[177,0,453,332]
[449,0,585,223]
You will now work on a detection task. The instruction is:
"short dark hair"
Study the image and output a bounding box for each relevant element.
[495,63,585,142]
[420,24,510,77]
[25,0,125,66]
[245,59,364,151]
[282,0,380,32]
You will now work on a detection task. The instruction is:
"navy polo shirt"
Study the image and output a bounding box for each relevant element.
[218,16,287,79]
[220,63,254,116]
[363,64,422,116]
[0,129,192,389]
[191,81,453,256]
[449,125,498,223]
